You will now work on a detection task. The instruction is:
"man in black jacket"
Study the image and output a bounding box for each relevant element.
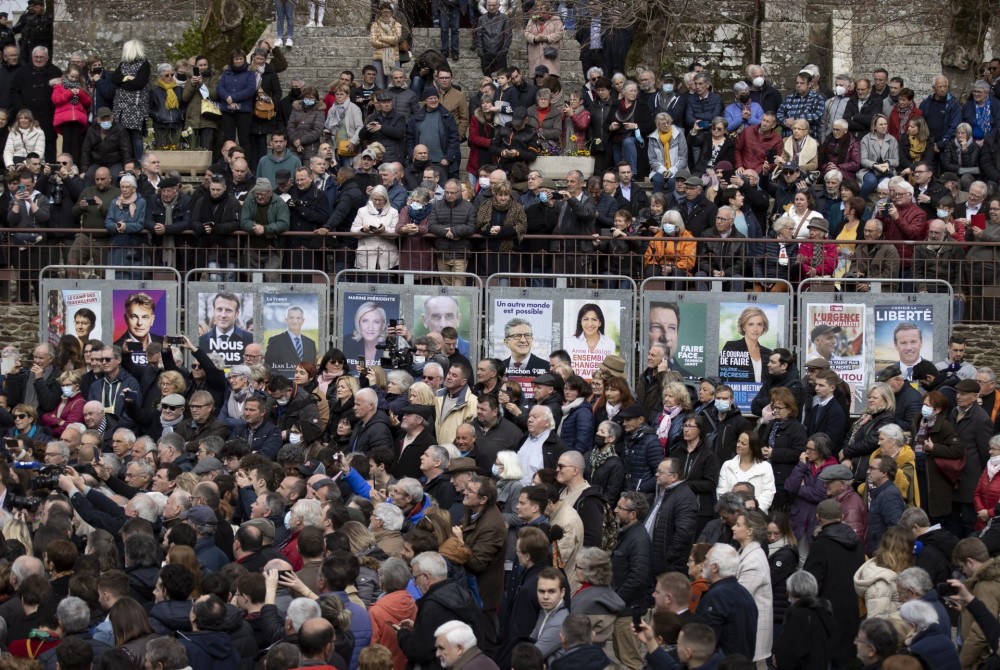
[80,109,132,183]
[427,179,477,285]
[318,166,366,272]
[645,457,698,577]
[679,176,719,236]
[347,387,393,455]
[549,170,596,282]
[10,44,59,161]
[359,91,406,163]
[282,166,329,283]
[491,106,541,173]
[11,0,50,66]
[695,205,745,292]
[750,348,805,417]
[611,491,651,669]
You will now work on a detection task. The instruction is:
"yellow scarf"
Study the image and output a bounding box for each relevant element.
[157,78,179,110]
[909,136,926,163]
[658,128,673,169]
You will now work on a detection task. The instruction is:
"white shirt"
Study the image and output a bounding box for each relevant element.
[518,429,550,485]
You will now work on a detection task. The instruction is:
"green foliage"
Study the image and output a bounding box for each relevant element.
[165,13,268,69]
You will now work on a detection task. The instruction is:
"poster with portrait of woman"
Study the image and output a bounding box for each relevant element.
[718,302,783,411]
[561,299,622,380]
[342,293,400,368]
[45,289,102,347]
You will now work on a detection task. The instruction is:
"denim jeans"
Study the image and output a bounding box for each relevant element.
[438,4,460,54]
[650,172,675,195]
[612,135,638,173]
[276,0,295,39]
[860,171,879,197]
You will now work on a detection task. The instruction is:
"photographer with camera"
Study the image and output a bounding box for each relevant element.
[283,166,330,284]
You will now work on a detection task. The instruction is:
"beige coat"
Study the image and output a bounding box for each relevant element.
[853,558,900,620]
[351,201,399,269]
[524,15,563,76]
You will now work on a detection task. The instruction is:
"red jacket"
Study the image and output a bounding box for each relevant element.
[835,486,868,547]
[52,84,92,129]
[735,124,783,173]
[280,530,304,570]
[40,393,85,437]
[975,467,1000,530]
[888,105,923,140]
[369,589,418,670]
[877,201,927,266]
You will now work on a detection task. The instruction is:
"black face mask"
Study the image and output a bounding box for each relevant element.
[412,158,428,169]
[737,94,750,104]
[290,87,302,98]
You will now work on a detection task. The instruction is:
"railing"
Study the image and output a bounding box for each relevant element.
[1,229,997,315]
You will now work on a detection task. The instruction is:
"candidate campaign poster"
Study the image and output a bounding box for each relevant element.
[491,298,554,398]
[196,291,255,366]
[46,289,102,346]
[646,301,707,380]
[413,294,474,358]
[874,305,934,378]
[561,299,622,381]
[343,293,400,368]
[111,290,168,365]
[718,302,783,412]
[806,303,866,412]
[263,293,321,378]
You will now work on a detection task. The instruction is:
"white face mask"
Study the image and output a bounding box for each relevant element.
[662,83,673,93]
[752,77,765,88]
[479,177,490,188]
[288,433,303,444]
[834,85,846,97]
[491,464,501,477]
[283,511,292,529]
[413,355,426,365]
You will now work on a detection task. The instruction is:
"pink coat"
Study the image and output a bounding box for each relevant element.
[524,15,563,76]
[52,84,92,129]
[40,393,84,437]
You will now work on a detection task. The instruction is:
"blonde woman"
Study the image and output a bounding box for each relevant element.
[720,306,772,383]
[494,450,524,515]
[407,381,436,407]
[4,109,44,166]
[853,526,913,619]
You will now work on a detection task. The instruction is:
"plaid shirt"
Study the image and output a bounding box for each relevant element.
[777,91,825,139]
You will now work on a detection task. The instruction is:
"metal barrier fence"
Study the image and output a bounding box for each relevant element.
[4,229,997,316]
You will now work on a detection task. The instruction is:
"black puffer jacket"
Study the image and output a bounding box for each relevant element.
[768,543,799,624]
[80,121,133,171]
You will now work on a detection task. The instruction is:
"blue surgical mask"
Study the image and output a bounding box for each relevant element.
[662,223,676,235]
[61,385,75,397]
[491,464,501,477]
[284,511,292,530]
[288,432,302,445]
[714,399,730,413]
[662,83,673,93]
[409,202,423,212]
[538,191,549,203]
[303,98,315,106]
[921,405,934,418]
[99,121,112,130]
[936,209,949,219]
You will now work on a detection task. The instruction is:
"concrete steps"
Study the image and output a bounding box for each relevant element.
[263,23,585,96]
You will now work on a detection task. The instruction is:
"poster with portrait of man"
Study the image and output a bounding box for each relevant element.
[45,289,102,347]
[343,293,400,368]
[196,291,255,366]
[874,305,934,378]
[805,303,865,412]
[413,295,473,357]
[112,290,168,365]
[490,298,554,396]
[646,301,707,380]
[263,294,320,378]
[561,299,621,380]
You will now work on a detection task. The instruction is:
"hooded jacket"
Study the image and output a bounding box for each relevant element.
[178,630,241,670]
[960,555,1000,668]
[369,590,417,670]
[802,522,866,662]
[853,557,900,620]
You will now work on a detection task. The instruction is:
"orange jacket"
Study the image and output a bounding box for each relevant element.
[644,229,697,272]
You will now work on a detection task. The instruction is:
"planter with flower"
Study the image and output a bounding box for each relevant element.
[145,126,212,175]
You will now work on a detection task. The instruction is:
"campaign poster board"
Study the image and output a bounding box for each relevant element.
[646,300,707,380]
[490,298,555,397]
[717,302,784,412]
[44,289,102,347]
[561,298,622,381]
[194,291,256,366]
[873,304,935,378]
[413,294,474,358]
[111,289,169,365]
[342,293,401,368]
[262,293,321,378]
[805,303,866,413]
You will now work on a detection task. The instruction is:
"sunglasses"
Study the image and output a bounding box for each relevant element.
[13,414,27,419]
[210,174,225,183]
[191,363,201,370]
[161,404,184,410]
[99,357,114,362]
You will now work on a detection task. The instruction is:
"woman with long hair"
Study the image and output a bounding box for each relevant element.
[766,510,798,638]
[858,114,898,197]
[110,597,157,667]
[593,376,634,427]
[654,382,691,452]
[898,116,933,177]
[317,348,349,398]
[669,413,721,536]
[562,303,615,360]
[853,525,913,619]
[166,545,203,597]
[732,509,773,667]
[717,430,776,512]
[476,180,526,277]
[52,63,91,164]
[756,386,808,509]
[559,375,594,454]
[913,389,962,525]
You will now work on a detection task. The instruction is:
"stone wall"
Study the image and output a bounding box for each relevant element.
[0,304,45,360]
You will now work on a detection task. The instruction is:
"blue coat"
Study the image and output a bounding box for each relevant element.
[178,631,241,670]
[866,479,906,554]
[697,576,759,659]
[686,92,723,131]
[559,400,594,453]
[920,93,961,150]
[962,98,1000,140]
[216,66,257,114]
[623,426,662,493]
[908,623,961,670]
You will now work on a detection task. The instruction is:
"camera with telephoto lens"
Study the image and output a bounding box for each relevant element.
[376,318,412,370]
[9,495,41,512]
[29,464,66,490]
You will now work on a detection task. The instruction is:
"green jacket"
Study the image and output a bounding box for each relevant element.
[240,195,290,247]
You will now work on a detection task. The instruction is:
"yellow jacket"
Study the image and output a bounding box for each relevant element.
[857,445,919,509]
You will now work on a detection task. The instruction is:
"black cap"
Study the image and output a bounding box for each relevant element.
[26,0,42,6]
[275,169,292,185]
[401,404,434,422]
[534,65,549,78]
[912,360,939,381]
[374,90,392,101]
[512,106,528,122]
[618,403,645,419]
[876,365,902,382]
[533,373,563,390]
[810,324,841,341]
[158,176,180,189]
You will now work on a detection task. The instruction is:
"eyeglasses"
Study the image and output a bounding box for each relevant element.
[506,333,532,340]
[555,463,576,470]
[210,174,225,183]
[13,414,27,419]
[99,357,114,362]
[189,403,211,409]
[772,405,787,411]
[423,375,440,381]
[682,424,698,429]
